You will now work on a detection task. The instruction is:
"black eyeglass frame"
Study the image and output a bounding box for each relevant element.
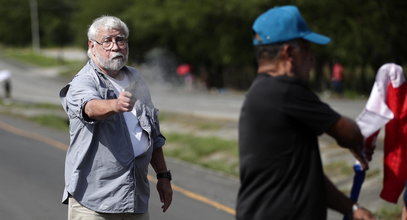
[93,37,128,50]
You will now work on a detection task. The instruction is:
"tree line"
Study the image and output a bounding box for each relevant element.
[0,0,406,93]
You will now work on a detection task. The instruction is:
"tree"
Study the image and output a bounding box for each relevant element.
[1,0,406,93]
[0,0,32,46]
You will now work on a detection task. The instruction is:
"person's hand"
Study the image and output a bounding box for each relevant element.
[350,146,369,170]
[353,206,376,220]
[363,143,375,162]
[115,91,135,112]
[156,178,173,212]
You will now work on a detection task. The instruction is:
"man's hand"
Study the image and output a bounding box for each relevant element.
[156,179,173,212]
[353,206,376,220]
[363,143,375,162]
[350,148,369,170]
[115,91,135,112]
[84,92,134,120]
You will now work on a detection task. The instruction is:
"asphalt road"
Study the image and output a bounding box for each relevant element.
[0,114,237,220]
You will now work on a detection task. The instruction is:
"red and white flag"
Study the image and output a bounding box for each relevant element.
[356,63,406,203]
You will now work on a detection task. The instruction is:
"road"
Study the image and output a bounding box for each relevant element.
[0,113,236,220]
[0,54,391,219]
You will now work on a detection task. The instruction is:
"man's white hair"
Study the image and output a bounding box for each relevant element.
[87,15,129,58]
[87,15,129,40]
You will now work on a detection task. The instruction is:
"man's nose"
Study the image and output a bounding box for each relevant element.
[110,41,120,51]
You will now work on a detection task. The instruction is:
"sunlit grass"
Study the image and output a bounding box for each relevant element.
[2,47,67,67]
[28,114,68,131]
[0,46,84,77]
[159,112,225,130]
[324,160,353,176]
[163,132,239,176]
[375,203,402,220]
[0,100,240,176]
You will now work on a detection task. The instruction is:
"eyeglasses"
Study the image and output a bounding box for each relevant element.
[93,37,128,50]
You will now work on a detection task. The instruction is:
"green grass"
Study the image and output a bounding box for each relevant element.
[324,160,354,177]
[159,112,224,131]
[2,48,66,67]
[28,114,68,131]
[0,100,68,131]
[375,204,402,220]
[164,132,239,176]
[0,100,62,110]
[0,46,84,78]
[0,100,240,176]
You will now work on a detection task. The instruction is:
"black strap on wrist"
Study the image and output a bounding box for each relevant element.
[156,170,172,181]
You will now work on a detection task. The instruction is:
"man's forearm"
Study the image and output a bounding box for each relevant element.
[84,99,118,120]
[150,147,169,173]
[325,175,353,215]
[327,116,363,150]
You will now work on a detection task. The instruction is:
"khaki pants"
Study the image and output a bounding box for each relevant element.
[68,197,149,220]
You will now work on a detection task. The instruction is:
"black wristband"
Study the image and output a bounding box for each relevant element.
[156,170,172,181]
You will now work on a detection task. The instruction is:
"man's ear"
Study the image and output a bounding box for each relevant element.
[88,40,94,49]
[279,44,293,61]
[88,40,96,57]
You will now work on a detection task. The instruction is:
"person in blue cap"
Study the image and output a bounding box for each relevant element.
[236,5,376,220]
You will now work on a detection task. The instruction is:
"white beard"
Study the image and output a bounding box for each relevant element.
[95,51,128,71]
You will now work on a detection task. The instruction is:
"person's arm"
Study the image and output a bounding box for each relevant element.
[326,116,369,169]
[84,91,133,120]
[150,147,173,212]
[325,176,376,219]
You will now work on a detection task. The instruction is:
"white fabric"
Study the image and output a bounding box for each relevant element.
[0,70,11,81]
[356,63,404,137]
[106,73,149,157]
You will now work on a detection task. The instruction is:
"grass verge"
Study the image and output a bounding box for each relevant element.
[0,100,239,176]
[375,204,402,220]
[164,132,238,176]
[0,46,84,78]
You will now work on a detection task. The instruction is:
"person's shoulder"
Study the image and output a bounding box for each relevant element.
[74,61,94,76]
[71,62,99,84]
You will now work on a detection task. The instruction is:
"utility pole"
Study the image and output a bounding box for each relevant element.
[30,0,40,52]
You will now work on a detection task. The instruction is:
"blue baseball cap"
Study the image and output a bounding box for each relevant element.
[252,5,331,45]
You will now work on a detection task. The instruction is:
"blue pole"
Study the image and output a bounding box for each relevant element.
[343,163,365,220]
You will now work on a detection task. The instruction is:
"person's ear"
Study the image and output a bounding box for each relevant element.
[88,40,97,57]
[279,44,293,61]
[88,40,94,49]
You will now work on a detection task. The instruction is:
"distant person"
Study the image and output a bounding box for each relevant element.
[332,62,344,94]
[236,5,376,220]
[176,63,193,90]
[0,69,11,101]
[59,16,172,220]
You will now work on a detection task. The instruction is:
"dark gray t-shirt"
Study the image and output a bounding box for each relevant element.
[237,74,340,220]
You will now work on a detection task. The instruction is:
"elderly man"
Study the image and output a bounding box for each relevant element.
[236,6,376,220]
[60,16,172,220]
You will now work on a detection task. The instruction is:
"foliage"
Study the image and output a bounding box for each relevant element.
[0,0,406,92]
[0,0,77,47]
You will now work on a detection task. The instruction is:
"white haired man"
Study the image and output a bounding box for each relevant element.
[60,15,172,220]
